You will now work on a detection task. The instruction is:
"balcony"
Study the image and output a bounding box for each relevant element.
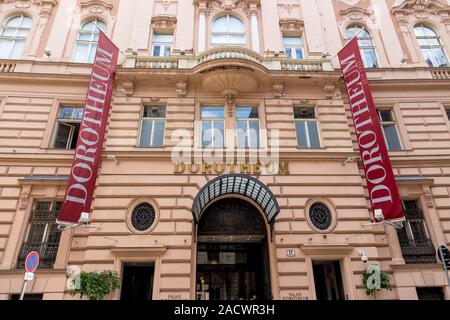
[399,239,437,264]
[124,46,332,72]
[431,67,450,80]
[17,242,59,269]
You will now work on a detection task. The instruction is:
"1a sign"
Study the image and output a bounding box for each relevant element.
[25,251,39,273]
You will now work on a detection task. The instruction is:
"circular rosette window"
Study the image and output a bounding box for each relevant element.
[306,200,337,233]
[127,200,159,234]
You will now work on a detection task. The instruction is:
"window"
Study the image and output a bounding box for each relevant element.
[377,109,402,151]
[236,107,260,148]
[201,106,224,148]
[139,106,166,148]
[0,15,32,59]
[416,287,445,300]
[17,200,62,269]
[72,19,106,63]
[151,34,173,57]
[446,108,450,121]
[414,25,449,67]
[294,107,321,148]
[283,36,304,59]
[211,15,245,47]
[52,106,84,149]
[346,25,378,68]
[396,200,436,264]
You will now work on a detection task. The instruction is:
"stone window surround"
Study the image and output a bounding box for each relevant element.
[0,10,38,59]
[194,0,262,53]
[0,177,71,271]
[149,15,177,55]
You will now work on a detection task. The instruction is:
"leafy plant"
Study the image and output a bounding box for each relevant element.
[362,264,392,296]
[70,270,121,300]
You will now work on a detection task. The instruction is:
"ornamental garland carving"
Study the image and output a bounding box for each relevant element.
[195,0,260,17]
[391,0,450,25]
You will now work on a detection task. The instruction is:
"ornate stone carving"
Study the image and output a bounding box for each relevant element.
[223,89,238,117]
[279,18,304,35]
[340,6,375,23]
[80,0,113,13]
[323,82,337,99]
[176,80,188,98]
[19,186,31,210]
[121,80,135,96]
[151,15,177,30]
[272,82,284,98]
[391,0,450,23]
[195,0,260,17]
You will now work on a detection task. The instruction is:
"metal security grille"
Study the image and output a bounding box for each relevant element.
[309,203,332,231]
[17,200,62,269]
[192,174,280,224]
[131,203,156,232]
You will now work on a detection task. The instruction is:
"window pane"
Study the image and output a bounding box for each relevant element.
[53,124,72,148]
[152,45,161,57]
[0,39,13,58]
[409,221,429,240]
[201,120,211,147]
[59,107,74,119]
[229,35,246,44]
[362,49,378,68]
[294,107,315,119]
[236,107,258,119]
[283,37,302,46]
[140,119,152,147]
[295,48,303,59]
[211,35,228,45]
[88,44,97,63]
[73,43,89,62]
[164,45,171,57]
[212,16,227,32]
[152,119,165,147]
[285,48,292,58]
[295,121,308,148]
[10,40,24,59]
[213,121,224,148]
[383,124,402,150]
[26,223,46,243]
[153,34,173,43]
[229,16,245,32]
[248,121,260,148]
[78,32,92,41]
[378,110,393,122]
[1,28,16,37]
[307,121,320,148]
[236,121,247,148]
[201,107,224,118]
[74,108,84,120]
[143,106,166,118]
[16,29,29,37]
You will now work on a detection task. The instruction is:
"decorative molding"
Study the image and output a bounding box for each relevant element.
[121,79,135,96]
[340,6,375,24]
[80,0,113,14]
[279,18,304,35]
[272,81,284,98]
[176,80,188,97]
[195,0,260,17]
[391,0,450,25]
[323,82,337,99]
[151,15,177,30]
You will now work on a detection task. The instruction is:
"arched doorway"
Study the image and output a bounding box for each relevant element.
[196,198,272,300]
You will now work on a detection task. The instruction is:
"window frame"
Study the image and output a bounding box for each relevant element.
[293,106,322,149]
[72,18,107,64]
[138,105,166,148]
[200,106,225,149]
[414,24,449,68]
[151,33,174,57]
[346,25,379,68]
[0,14,32,59]
[51,105,84,150]
[236,106,260,149]
[398,200,431,241]
[377,109,403,151]
[283,36,305,60]
[211,14,246,47]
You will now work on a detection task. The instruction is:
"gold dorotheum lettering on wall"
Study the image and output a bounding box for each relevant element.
[174,161,290,175]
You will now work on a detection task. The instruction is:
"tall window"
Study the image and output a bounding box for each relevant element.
[0,15,32,59]
[283,36,304,59]
[152,34,173,57]
[346,25,378,68]
[377,109,402,151]
[211,15,245,47]
[139,106,166,148]
[72,19,106,63]
[414,25,449,67]
[17,200,62,269]
[294,107,321,148]
[201,106,224,148]
[52,106,84,149]
[396,200,436,264]
[236,106,260,148]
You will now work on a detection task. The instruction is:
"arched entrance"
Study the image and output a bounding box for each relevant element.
[193,175,279,301]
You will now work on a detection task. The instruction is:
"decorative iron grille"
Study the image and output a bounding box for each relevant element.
[309,203,332,231]
[131,203,156,232]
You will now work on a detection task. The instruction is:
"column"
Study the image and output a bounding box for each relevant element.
[198,7,206,53]
[250,9,260,53]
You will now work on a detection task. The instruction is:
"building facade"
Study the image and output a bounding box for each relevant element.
[0,0,450,300]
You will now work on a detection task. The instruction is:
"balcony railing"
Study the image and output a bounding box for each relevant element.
[0,61,16,72]
[17,242,59,269]
[399,239,437,264]
[125,47,331,72]
[431,67,450,80]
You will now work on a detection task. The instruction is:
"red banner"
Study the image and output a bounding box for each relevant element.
[58,32,119,224]
[338,38,404,222]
